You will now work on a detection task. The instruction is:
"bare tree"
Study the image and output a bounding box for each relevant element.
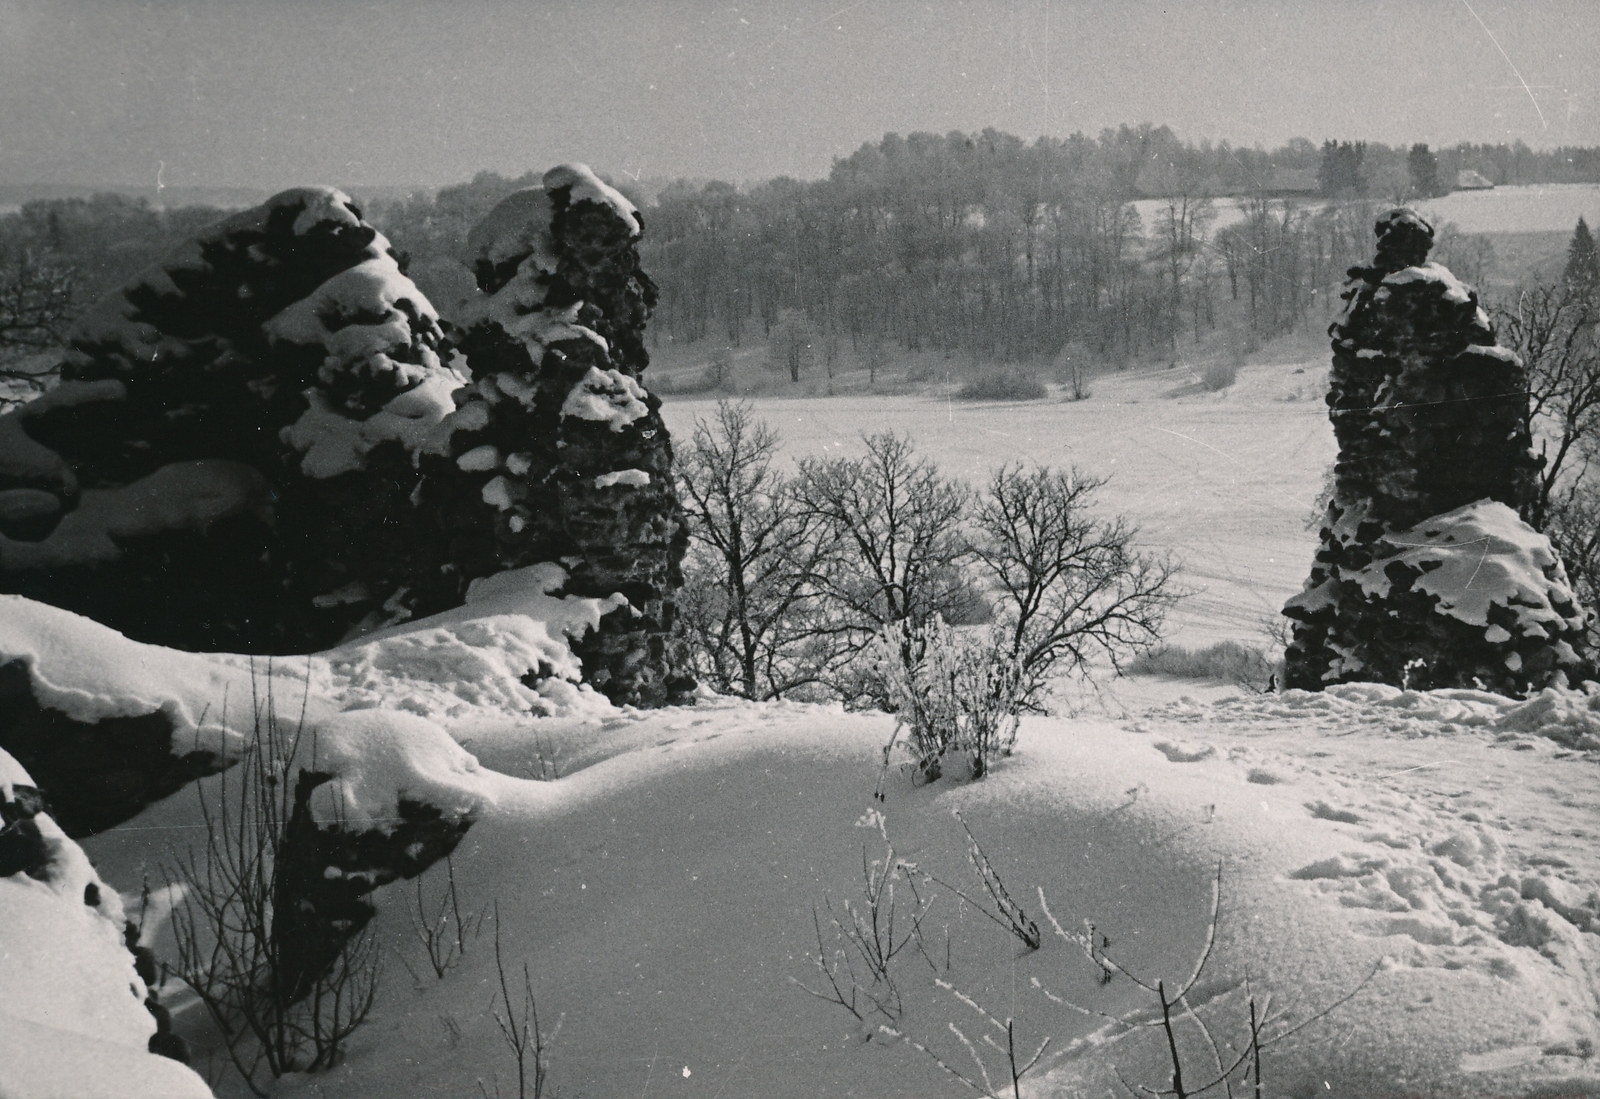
[1153,188,1215,359]
[1496,282,1600,528]
[675,401,836,699]
[0,252,74,404]
[795,433,980,701]
[168,686,379,1097]
[969,465,1179,707]
[767,308,816,383]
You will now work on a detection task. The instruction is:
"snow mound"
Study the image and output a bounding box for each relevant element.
[1383,261,1474,304]
[0,563,626,824]
[1232,680,1600,748]
[1345,500,1580,637]
[67,187,382,374]
[0,749,212,1099]
[454,164,635,365]
[262,255,443,390]
[324,563,626,721]
[1,459,268,571]
[281,372,461,479]
[1287,500,1586,690]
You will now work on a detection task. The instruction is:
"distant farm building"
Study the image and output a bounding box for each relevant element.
[1456,169,1495,190]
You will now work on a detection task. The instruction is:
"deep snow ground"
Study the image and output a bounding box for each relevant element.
[82,682,1600,1099]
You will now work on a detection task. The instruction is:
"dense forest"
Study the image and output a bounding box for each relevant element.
[3,126,1598,378]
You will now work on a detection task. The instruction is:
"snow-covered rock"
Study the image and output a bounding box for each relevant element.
[414,163,691,706]
[0,563,615,836]
[0,186,462,654]
[0,749,212,1099]
[1285,208,1586,693]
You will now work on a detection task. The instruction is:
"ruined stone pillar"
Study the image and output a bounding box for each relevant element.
[1283,209,1588,694]
[414,164,692,706]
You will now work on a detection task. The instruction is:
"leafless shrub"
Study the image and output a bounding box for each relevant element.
[796,432,984,703]
[957,367,1048,401]
[791,808,935,1024]
[872,616,1025,786]
[399,854,482,982]
[479,901,562,1099]
[1200,359,1237,392]
[1495,280,1600,528]
[675,400,838,699]
[805,833,1375,1099]
[167,680,378,1097]
[1127,642,1273,692]
[0,253,73,406]
[914,812,1039,953]
[1032,865,1379,1099]
[972,465,1180,709]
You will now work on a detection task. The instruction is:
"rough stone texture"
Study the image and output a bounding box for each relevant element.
[0,659,224,838]
[1284,209,1590,694]
[413,165,693,706]
[0,187,457,653]
[273,770,473,1003]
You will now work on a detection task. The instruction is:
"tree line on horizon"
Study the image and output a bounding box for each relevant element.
[624,127,1560,367]
[363,126,1596,372]
[3,124,1599,380]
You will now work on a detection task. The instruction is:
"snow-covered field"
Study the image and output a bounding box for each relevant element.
[9,344,1600,1099]
[1133,183,1600,237]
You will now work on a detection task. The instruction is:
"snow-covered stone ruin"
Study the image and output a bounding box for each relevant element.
[1284,208,1590,693]
[0,164,688,1094]
[0,164,690,708]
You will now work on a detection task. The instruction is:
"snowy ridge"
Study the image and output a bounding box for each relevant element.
[0,460,268,570]
[1383,261,1475,305]
[0,563,629,828]
[262,254,444,389]
[543,162,640,237]
[0,749,212,1099]
[1395,503,1571,633]
[66,187,384,373]
[1288,500,1585,677]
[0,381,125,489]
[593,468,650,488]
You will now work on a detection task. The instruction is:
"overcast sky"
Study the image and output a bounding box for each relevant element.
[2,0,1596,192]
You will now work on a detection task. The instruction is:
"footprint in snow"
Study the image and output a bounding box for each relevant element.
[1307,800,1363,824]
[1152,739,1216,763]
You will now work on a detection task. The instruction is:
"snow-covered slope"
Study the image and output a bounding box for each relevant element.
[69,671,1600,1099]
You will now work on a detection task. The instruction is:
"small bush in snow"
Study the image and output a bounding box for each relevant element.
[1201,359,1237,391]
[484,900,561,1099]
[791,807,932,1024]
[1128,640,1273,690]
[957,367,1048,401]
[400,854,481,982]
[872,615,1025,783]
[167,688,378,1094]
